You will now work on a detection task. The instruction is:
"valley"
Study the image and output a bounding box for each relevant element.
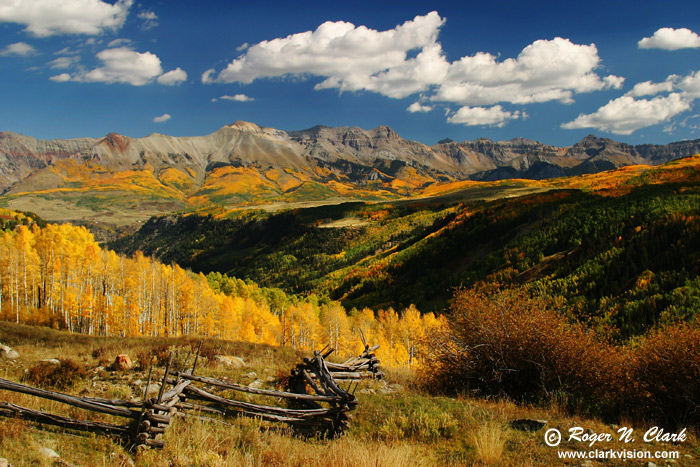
[1,123,700,466]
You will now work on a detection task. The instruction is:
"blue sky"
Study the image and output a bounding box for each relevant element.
[1,0,699,147]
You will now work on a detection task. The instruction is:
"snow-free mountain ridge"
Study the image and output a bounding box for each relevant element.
[2,122,700,194]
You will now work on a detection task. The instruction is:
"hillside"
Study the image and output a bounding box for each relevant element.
[2,123,700,225]
[111,155,700,339]
[4,322,698,466]
[2,157,700,467]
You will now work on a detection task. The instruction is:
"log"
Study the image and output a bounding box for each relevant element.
[0,344,375,449]
[157,353,173,404]
[325,372,364,380]
[174,400,336,429]
[144,438,165,448]
[144,409,170,424]
[183,385,346,419]
[79,397,144,409]
[191,341,203,376]
[300,369,326,398]
[0,402,130,437]
[160,379,191,403]
[146,426,166,435]
[0,377,137,419]
[237,410,335,427]
[80,396,169,412]
[305,358,332,396]
[290,371,323,409]
[164,395,182,408]
[169,372,343,403]
[175,401,227,416]
[325,361,367,371]
[315,356,350,399]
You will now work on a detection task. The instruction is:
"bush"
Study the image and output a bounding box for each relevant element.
[630,322,700,427]
[420,288,625,413]
[23,358,88,390]
[422,287,700,427]
[137,344,172,370]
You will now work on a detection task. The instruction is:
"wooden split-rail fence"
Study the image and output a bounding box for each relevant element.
[0,342,382,449]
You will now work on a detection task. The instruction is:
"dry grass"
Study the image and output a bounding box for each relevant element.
[473,423,506,466]
[135,417,432,467]
[2,321,700,467]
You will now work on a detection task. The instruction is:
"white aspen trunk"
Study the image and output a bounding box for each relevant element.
[170,267,176,337]
[22,247,28,314]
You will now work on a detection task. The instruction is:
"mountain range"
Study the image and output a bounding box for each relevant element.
[1,121,700,225]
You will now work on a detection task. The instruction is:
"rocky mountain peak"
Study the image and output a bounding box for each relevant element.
[371,125,400,140]
[99,133,130,152]
[1,122,699,201]
[226,121,263,132]
[505,137,542,147]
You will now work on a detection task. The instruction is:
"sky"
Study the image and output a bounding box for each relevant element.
[0,0,699,147]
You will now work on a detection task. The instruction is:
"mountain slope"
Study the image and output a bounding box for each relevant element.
[2,122,700,225]
[109,155,700,339]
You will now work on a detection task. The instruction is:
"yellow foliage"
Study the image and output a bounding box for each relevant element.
[0,218,441,369]
[158,167,195,192]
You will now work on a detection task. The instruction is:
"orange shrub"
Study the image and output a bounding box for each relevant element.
[420,288,625,413]
[23,358,88,390]
[630,322,700,427]
[422,287,700,426]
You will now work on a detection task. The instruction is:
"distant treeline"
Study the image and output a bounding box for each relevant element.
[0,213,445,367]
[111,182,700,340]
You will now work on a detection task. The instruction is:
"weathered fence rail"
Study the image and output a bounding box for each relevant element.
[325,342,383,380]
[0,341,382,449]
[0,371,169,448]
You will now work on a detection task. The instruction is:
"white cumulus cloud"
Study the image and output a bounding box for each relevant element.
[153,113,171,123]
[407,102,433,113]
[0,41,36,56]
[220,94,254,102]
[53,47,185,86]
[49,72,71,82]
[0,0,133,37]
[626,79,676,97]
[203,11,447,98]
[562,93,691,134]
[638,27,700,51]
[678,71,700,99]
[202,12,624,129]
[564,68,700,134]
[434,37,622,107]
[80,47,162,85]
[157,67,187,86]
[447,105,521,127]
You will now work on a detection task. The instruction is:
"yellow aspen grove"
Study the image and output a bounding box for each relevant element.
[399,305,423,367]
[0,218,445,368]
[320,304,352,355]
[287,302,321,350]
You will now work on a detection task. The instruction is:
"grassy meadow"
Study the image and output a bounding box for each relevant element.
[1,322,698,466]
